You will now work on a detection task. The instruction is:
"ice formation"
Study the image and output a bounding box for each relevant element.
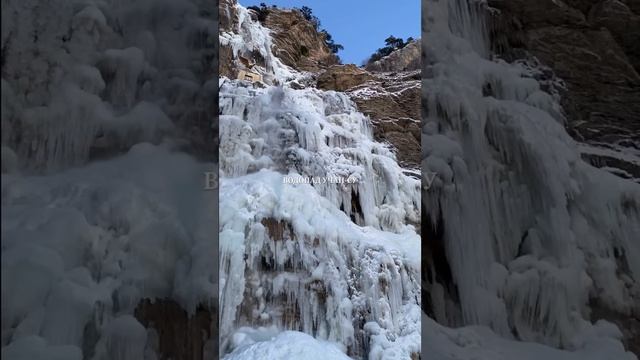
[219,3,421,360]
[2,0,216,359]
[224,329,352,360]
[423,0,639,358]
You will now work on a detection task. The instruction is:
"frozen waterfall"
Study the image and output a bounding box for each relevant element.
[1,0,216,359]
[422,0,639,358]
[218,3,421,360]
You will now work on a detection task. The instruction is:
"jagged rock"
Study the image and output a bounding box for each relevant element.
[219,1,335,81]
[347,71,421,168]
[219,0,238,33]
[262,9,339,72]
[365,41,421,73]
[219,45,236,84]
[491,0,587,27]
[316,64,375,92]
[219,0,420,171]
[316,62,421,168]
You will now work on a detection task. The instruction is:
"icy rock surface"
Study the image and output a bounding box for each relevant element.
[219,3,421,360]
[1,0,216,358]
[219,4,296,85]
[423,0,639,357]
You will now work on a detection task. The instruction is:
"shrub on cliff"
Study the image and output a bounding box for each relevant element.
[320,30,344,54]
[364,36,415,65]
[247,2,273,22]
[295,6,343,55]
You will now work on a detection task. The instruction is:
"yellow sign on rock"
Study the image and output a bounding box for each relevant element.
[237,70,262,83]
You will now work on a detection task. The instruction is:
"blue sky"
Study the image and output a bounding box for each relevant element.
[241,0,421,65]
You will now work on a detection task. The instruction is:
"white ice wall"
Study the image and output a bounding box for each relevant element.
[423,0,639,356]
[1,0,216,358]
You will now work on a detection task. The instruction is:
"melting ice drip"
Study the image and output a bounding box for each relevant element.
[423,0,640,358]
[219,3,421,360]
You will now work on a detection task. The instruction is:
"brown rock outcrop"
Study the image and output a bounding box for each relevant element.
[219,0,238,33]
[218,1,420,170]
[365,41,421,73]
[219,0,240,80]
[262,9,339,72]
[219,1,337,79]
[316,64,375,92]
[349,71,421,168]
[489,0,640,181]
[316,63,421,169]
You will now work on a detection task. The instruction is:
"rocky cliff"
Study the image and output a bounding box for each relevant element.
[262,8,339,72]
[365,40,421,73]
[489,0,640,182]
[316,54,422,169]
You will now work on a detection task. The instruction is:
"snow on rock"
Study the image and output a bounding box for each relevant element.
[219,4,298,85]
[219,2,421,359]
[423,0,639,357]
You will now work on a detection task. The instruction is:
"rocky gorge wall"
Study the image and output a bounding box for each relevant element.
[489,0,640,182]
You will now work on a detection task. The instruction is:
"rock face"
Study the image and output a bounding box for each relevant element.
[219,1,420,169]
[316,64,421,169]
[317,65,421,168]
[218,3,422,359]
[219,0,239,80]
[220,0,239,33]
[219,0,337,78]
[316,64,375,92]
[365,41,421,73]
[489,0,640,182]
[262,9,339,72]
[348,71,421,168]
